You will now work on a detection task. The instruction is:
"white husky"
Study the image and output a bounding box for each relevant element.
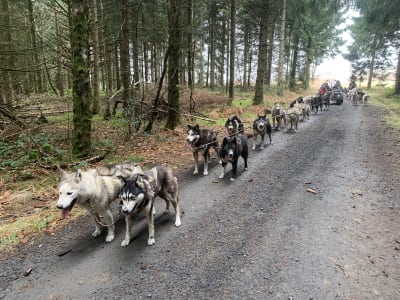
[56,163,142,243]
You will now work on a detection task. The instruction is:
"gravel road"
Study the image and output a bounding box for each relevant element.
[1,99,400,300]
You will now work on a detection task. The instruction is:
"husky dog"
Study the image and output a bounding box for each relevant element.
[285,108,300,132]
[119,165,181,247]
[225,115,244,136]
[186,124,220,176]
[306,96,320,114]
[319,93,330,111]
[219,134,248,181]
[301,103,311,121]
[362,93,368,105]
[56,162,142,242]
[252,114,272,150]
[293,102,310,121]
[350,88,358,105]
[271,103,286,130]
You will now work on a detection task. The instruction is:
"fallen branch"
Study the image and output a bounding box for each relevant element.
[42,153,108,170]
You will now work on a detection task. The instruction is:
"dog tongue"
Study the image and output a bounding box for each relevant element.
[61,208,70,218]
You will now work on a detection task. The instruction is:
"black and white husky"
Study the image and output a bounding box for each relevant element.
[219,134,249,181]
[225,115,244,136]
[252,114,272,150]
[119,165,181,247]
[186,124,220,176]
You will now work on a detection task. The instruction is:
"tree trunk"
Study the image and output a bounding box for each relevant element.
[289,34,300,91]
[228,0,236,102]
[165,0,181,130]
[187,0,193,88]
[91,0,100,114]
[209,1,217,91]
[69,0,92,157]
[367,35,377,89]
[119,0,130,107]
[253,0,269,105]
[265,18,275,87]
[54,4,64,96]
[28,0,43,94]
[220,17,226,89]
[242,22,249,92]
[277,0,286,90]
[114,43,121,90]
[303,37,312,90]
[132,7,140,88]
[1,0,15,107]
[395,48,400,95]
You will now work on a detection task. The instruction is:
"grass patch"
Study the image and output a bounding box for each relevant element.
[369,89,400,129]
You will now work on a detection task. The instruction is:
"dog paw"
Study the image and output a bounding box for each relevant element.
[218,174,224,179]
[203,171,209,176]
[244,167,248,171]
[92,228,103,238]
[121,239,130,247]
[105,233,115,243]
[175,217,182,227]
[193,170,199,175]
[230,178,235,182]
[252,146,256,150]
[147,237,155,246]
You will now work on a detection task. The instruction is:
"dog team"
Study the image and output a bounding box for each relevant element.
[56,96,332,248]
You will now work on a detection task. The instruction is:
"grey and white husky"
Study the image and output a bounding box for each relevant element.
[56,162,142,243]
[119,165,181,247]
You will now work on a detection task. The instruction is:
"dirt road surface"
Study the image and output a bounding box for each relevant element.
[1,100,400,299]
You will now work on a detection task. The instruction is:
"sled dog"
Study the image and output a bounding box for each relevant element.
[225,115,244,136]
[56,162,142,243]
[186,124,220,176]
[252,114,272,150]
[285,108,300,132]
[219,134,249,181]
[271,103,286,130]
[119,165,181,247]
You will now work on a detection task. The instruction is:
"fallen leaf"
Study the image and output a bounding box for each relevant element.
[306,188,317,194]
[23,268,32,277]
[350,188,363,197]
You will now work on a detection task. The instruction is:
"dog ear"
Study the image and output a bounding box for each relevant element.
[59,168,68,180]
[194,124,200,131]
[187,124,192,130]
[135,174,146,190]
[118,175,127,185]
[222,137,228,146]
[74,169,82,182]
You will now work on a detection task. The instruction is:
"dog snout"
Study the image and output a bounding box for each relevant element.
[122,208,129,214]
[56,204,63,209]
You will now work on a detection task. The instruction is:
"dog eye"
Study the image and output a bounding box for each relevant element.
[67,192,73,195]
